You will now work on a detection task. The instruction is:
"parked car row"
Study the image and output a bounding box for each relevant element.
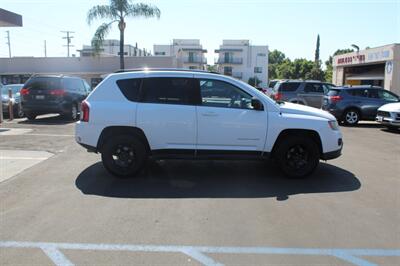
[322,86,399,128]
[1,75,91,121]
[268,79,399,129]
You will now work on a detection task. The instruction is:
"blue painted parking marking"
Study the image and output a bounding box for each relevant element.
[1,241,399,266]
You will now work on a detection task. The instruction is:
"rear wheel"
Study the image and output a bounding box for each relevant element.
[26,113,37,120]
[275,136,320,178]
[64,103,78,121]
[101,135,147,178]
[343,109,360,126]
[15,105,24,118]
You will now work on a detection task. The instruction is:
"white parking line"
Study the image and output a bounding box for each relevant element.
[25,134,74,137]
[0,241,399,266]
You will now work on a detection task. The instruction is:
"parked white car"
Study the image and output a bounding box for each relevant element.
[376,102,400,129]
[75,69,343,178]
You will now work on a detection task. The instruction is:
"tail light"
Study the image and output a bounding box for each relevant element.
[81,100,90,122]
[274,92,283,101]
[50,89,66,96]
[329,95,342,103]
[20,88,30,95]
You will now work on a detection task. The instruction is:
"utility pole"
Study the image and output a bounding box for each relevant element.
[44,40,47,57]
[61,31,74,57]
[5,31,11,58]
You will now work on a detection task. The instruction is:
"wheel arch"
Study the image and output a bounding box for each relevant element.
[97,126,151,153]
[271,129,323,157]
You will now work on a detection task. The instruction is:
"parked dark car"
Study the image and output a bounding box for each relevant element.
[322,86,400,125]
[21,75,91,120]
[271,80,336,108]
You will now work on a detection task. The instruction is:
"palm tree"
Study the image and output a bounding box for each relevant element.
[87,0,160,70]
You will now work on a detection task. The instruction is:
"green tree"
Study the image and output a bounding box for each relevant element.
[268,49,286,80]
[87,0,160,70]
[315,34,320,64]
[291,58,314,79]
[206,65,217,72]
[324,48,354,82]
[248,77,262,87]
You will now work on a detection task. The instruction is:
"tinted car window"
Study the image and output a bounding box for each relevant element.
[116,78,142,102]
[141,77,195,105]
[199,79,253,109]
[25,77,61,90]
[304,83,324,93]
[327,89,341,96]
[278,82,301,92]
[347,89,367,97]
[378,90,399,102]
[63,78,83,92]
[367,89,379,99]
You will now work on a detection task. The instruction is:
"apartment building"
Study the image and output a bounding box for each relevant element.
[215,40,268,88]
[153,39,207,70]
[77,40,150,57]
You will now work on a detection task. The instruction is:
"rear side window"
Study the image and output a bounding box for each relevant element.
[347,89,367,97]
[141,77,195,105]
[25,77,60,90]
[327,89,341,96]
[304,83,324,93]
[278,82,301,92]
[116,78,142,102]
[63,78,85,92]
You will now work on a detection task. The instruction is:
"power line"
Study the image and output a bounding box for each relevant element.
[61,30,75,57]
[5,31,11,58]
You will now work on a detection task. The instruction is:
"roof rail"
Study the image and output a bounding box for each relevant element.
[114,68,220,75]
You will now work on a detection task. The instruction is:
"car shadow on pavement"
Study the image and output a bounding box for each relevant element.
[18,114,74,125]
[75,160,361,201]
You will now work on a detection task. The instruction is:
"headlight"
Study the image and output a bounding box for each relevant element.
[328,120,339,131]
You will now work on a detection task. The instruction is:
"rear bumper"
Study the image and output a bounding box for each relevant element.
[22,101,70,114]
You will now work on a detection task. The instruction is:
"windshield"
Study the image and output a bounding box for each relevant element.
[25,77,61,90]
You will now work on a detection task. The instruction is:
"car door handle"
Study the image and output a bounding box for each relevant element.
[201,112,218,117]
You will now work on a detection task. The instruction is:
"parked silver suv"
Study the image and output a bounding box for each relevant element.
[271,80,336,108]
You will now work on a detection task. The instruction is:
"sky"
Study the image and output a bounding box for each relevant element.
[0,0,399,65]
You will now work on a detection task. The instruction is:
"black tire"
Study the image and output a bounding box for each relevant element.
[64,103,79,121]
[26,113,37,120]
[101,135,147,178]
[386,126,399,131]
[343,109,360,126]
[275,135,320,178]
[15,105,24,118]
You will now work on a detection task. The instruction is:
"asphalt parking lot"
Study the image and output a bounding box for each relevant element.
[0,115,399,266]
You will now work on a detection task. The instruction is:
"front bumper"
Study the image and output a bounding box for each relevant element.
[376,115,400,128]
[321,146,342,160]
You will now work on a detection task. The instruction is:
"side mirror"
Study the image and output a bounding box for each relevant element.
[251,98,264,111]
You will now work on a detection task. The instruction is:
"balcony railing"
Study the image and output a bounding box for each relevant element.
[217,57,243,64]
[183,57,207,64]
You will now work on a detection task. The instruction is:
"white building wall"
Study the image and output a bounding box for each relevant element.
[216,40,269,88]
[154,39,207,70]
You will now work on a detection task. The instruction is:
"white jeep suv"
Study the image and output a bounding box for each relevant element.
[75,69,343,178]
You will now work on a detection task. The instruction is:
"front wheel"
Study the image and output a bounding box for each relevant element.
[275,136,320,178]
[101,135,147,178]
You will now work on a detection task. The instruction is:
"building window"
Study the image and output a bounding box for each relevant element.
[224,66,233,76]
[189,66,197,70]
[155,52,166,55]
[257,53,266,56]
[254,67,263,73]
